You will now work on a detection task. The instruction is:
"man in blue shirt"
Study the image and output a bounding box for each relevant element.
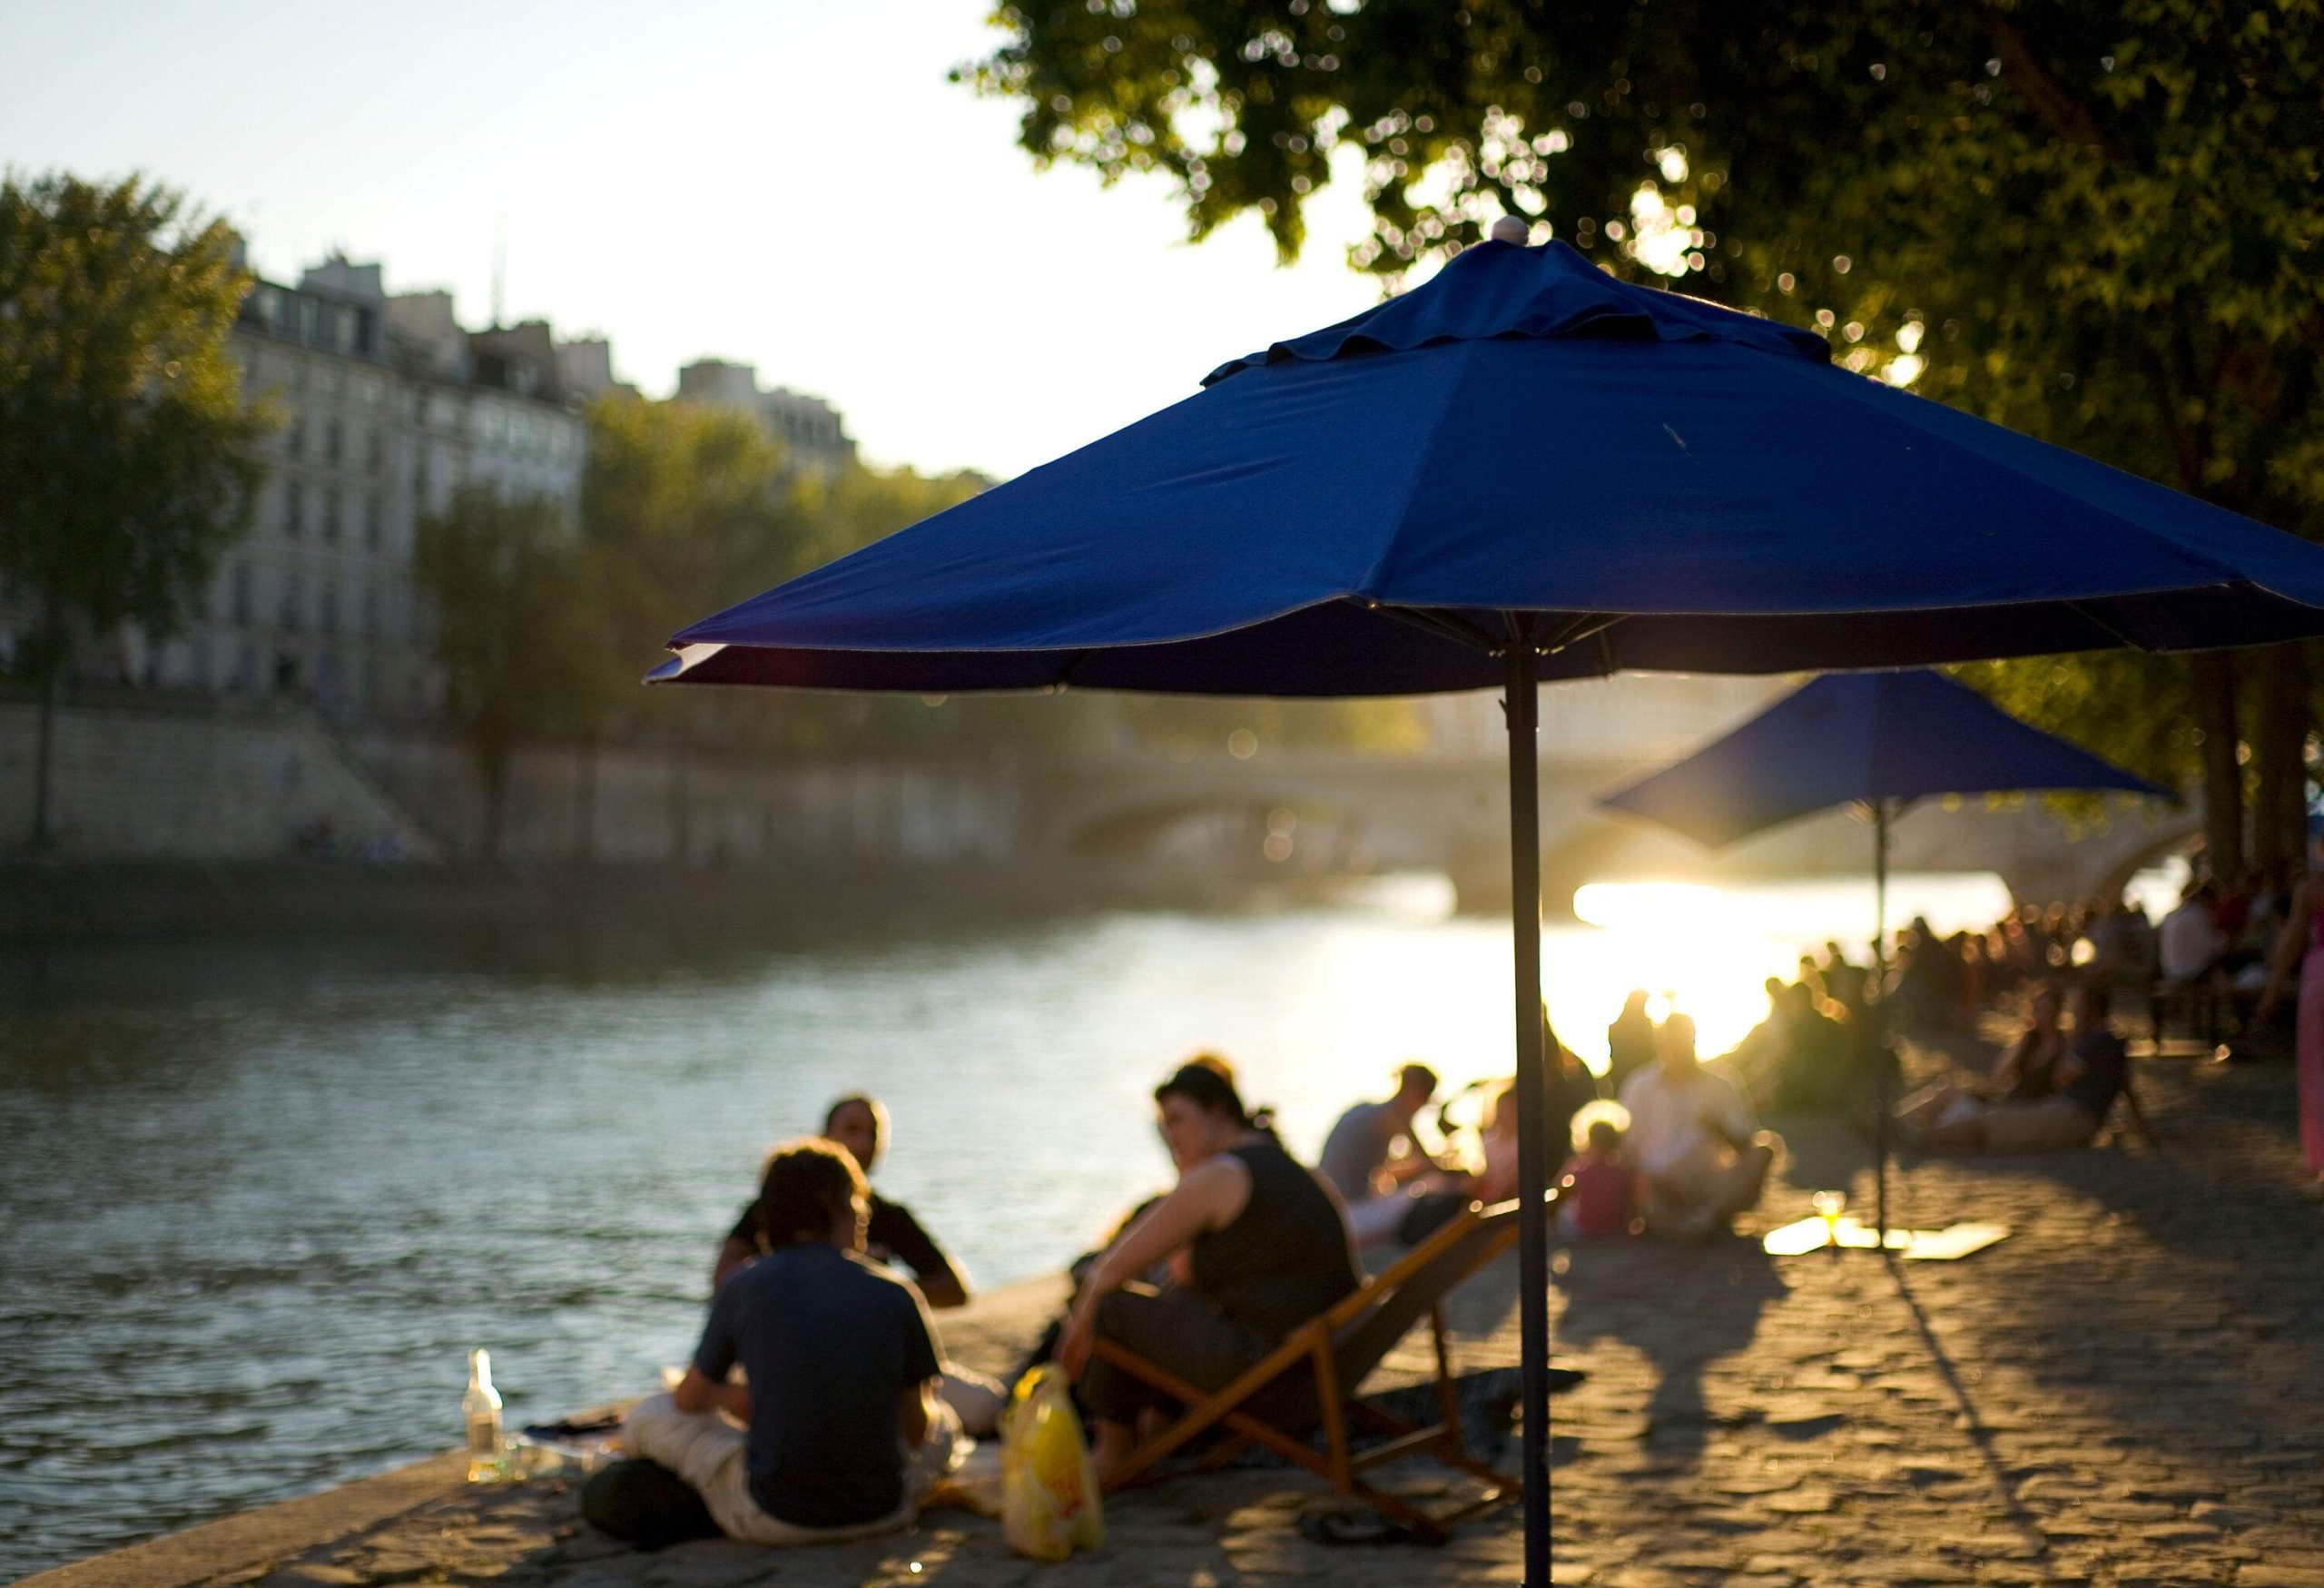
[624,1139,963,1544]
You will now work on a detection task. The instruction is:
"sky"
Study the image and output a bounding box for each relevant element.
[0,0,1395,478]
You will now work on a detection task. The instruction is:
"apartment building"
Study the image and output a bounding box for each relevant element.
[674,357,856,478]
[137,254,591,715]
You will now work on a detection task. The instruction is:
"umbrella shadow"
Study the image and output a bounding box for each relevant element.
[1552,1239,1787,1467]
[1881,1253,2053,1556]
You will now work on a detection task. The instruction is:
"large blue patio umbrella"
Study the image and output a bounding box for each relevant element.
[654,229,2324,1584]
[1598,668,2175,1238]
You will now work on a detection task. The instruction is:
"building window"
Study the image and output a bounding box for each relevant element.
[320,584,339,634]
[360,584,378,636]
[282,479,304,538]
[280,576,303,632]
[234,641,257,691]
[363,493,382,548]
[231,563,252,625]
[285,413,305,456]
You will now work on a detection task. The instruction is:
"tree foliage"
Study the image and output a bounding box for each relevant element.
[412,487,601,854]
[966,1,2324,865]
[0,171,269,660]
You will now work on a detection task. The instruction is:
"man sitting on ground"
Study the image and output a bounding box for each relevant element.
[1317,1062,1443,1204]
[715,1094,970,1307]
[1909,981,2134,1154]
[1618,1013,1781,1241]
[626,1139,964,1545]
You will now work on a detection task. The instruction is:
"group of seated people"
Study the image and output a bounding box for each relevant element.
[610,994,1837,1553]
[1720,942,1886,1114]
[2158,866,2301,997]
[1892,977,2139,1153]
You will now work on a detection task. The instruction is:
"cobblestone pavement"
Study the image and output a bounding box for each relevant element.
[206,1055,2323,1587]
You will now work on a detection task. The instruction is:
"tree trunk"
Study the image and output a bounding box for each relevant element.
[2191,650,2244,881]
[574,742,597,863]
[670,708,694,864]
[29,654,59,852]
[27,597,64,852]
[481,757,509,861]
[2250,644,2311,870]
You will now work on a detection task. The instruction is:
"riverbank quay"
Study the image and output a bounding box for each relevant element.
[0,854,1358,953]
[27,1054,2321,1588]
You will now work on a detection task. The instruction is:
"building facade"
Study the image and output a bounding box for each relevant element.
[674,357,855,478]
[5,242,858,725]
[124,254,590,716]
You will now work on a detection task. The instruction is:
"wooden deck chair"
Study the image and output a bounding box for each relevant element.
[1090,1197,1529,1540]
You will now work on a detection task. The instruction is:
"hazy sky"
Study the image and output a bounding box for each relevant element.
[2,0,1398,477]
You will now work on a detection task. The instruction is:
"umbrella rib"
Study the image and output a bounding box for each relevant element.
[2063,599,2152,651]
[1371,601,1502,655]
[1540,614,1623,655]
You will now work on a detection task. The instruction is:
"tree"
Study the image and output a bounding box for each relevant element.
[0,172,269,848]
[413,487,601,857]
[965,3,2324,872]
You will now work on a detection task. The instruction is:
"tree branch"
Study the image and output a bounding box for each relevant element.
[1970,4,2129,162]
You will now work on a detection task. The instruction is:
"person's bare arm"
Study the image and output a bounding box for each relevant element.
[1057,1159,1251,1378]
[671,1364,751,1423]
[712,1237,756,1293]
[2258,879,2312,1019]
[914,1261,970,1311]
[897,1376,935,1445]
[1983,1037,2029,1100]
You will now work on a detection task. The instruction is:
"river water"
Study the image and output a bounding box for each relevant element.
[0,872,2034,1576]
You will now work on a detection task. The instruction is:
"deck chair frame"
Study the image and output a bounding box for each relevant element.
[1090,1197,1527,1541]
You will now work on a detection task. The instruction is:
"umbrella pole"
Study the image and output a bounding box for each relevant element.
[1874,800,1891,1245]
[1502,620,1552,1586]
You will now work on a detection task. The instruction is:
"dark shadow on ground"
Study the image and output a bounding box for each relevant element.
[1552,1238,1787,1467]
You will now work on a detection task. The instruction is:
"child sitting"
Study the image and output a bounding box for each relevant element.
[1556,1101,1639,1238]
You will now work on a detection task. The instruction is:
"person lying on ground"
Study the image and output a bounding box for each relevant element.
[1618,1012,1780,1242]
[1893,980,2066,1148]
[1057,1059,1360,1486]
[1344,1078,1521,1249]
[625,1139,965,1546]
[1557,1102,1640,1239]
[1902,981,2132,1154]
[714,1093,970,1307]
[1316,1062,1444,1205]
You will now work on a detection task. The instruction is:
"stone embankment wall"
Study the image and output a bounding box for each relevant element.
[0,693,1028,869]
[0,693,440,861]
[347,727,1027,866]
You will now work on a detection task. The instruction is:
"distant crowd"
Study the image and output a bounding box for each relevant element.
[595,865,2324,1552]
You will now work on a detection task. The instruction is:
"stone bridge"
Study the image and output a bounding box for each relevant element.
[1028,748,2194,912]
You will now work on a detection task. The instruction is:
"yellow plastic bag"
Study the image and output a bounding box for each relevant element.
[1000,1366,1106,1560]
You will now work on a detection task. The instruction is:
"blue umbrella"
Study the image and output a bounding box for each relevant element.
[655,232,2324,1583]
[1599,669,2176,1236]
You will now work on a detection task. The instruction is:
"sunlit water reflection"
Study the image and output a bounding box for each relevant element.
[0,872,2020,1575]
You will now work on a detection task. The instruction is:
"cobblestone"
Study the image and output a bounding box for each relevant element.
[176,1054,2324,1587]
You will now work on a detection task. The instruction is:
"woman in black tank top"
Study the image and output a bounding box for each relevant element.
[1057,1058,1360,1484]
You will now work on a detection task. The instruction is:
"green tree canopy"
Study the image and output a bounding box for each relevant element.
[0,171,271,844]
[413,487,602,855]
[966,2,2324,871]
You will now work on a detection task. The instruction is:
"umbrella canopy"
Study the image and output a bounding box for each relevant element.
[1596,668,2175,1252]
[655,233,2324,1583]
[1597,670,2175,849]
[658,239,2324,695]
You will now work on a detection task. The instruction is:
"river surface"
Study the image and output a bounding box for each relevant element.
[1,871,2058,1576]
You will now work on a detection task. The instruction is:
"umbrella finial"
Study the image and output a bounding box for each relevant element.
[1488,215,1531,246]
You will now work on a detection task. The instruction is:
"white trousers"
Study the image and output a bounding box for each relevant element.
[622,1390,965,1546]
